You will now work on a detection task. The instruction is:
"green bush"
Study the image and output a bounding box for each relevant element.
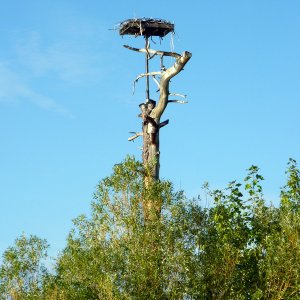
[1,157,300,299]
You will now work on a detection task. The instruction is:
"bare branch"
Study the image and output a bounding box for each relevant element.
[135,72,162,82]
[133,71,162,94]
[159,119,169,128]
[169,93,187,98]
[168,100,188,104]
[151,51,192,120]
[124,45,181,59]
[128,132,143,142]
[151,75,160,88]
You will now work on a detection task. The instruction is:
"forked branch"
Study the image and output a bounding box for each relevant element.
[150,51,192,120]
[133,71,162,94]
[151,75,160,88]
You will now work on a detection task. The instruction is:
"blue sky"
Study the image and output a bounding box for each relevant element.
[0,0,299,258]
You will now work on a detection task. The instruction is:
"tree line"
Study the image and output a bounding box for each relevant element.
[1,157,300,299]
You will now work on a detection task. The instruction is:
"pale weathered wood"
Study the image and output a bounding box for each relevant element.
[133,72,162,94]
[128,132,143,141]
[139,51,192,185]
[134,72,162,83]
[169,93,187,98]
[124,44,181,59]
[168,100,188,104]
[151,51,192,120]
[128,47,192,221]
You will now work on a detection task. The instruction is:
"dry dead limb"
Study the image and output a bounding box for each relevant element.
[133,71,162,94]
[128,132,143,141]
[124,45,181,59]
[169,93,187,98]
[135,72,162,81]
[151,75,160,88]
[159,119,169,128]
[150,51,192,120]
[168,100,188,104]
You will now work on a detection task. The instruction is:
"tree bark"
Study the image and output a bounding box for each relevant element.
[143,51,192,180]
[139,51,192,220]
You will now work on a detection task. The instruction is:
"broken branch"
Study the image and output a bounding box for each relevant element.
[168,100,188,104]
[133,71,162,94]
[151,75,160,88]
[169,93,187,98]
[124,45,181,59]
[159,119,169,128]
[135,72,162,81]
[128,132,143,141]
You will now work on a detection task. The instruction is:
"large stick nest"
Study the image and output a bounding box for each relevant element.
[119,18,174,38]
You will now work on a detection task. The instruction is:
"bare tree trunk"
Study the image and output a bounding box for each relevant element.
[138,51,192,220]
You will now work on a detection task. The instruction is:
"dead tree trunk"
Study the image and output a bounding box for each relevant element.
[126,45,192,220]
[145,51,192,180]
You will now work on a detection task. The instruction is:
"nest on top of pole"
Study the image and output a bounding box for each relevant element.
[119,18,174,38]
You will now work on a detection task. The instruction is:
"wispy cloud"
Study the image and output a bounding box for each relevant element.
[0,63,21,101]
[15,31,105,85]
[0,62,72,117]
[1,12,112,116]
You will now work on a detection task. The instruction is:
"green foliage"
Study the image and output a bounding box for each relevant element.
[1,157,300,299]
[52,156,190,299]
[0,234,49,300]
[281,158,300,210]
